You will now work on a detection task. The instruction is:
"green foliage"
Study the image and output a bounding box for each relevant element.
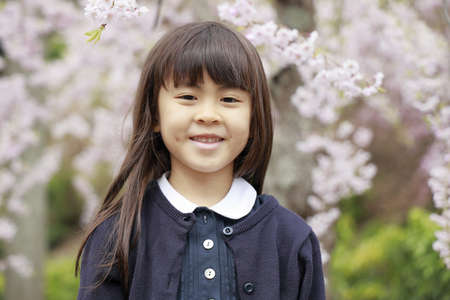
[339,193,371,226]
[45,256,79,300]
[0,274,3,300]
[44,32,67,61]
[46,167,83,250]
[0,241,6,262]
[329,206,450,300]
[0,256,79,300]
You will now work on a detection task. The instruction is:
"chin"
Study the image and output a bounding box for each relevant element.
[187,162,233,175]
[191,166,225,174]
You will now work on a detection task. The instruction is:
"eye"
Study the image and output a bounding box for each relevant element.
[222,97,239,103]
[179,95,196,101]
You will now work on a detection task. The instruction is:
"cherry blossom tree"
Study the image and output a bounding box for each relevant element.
[0,3,448,300]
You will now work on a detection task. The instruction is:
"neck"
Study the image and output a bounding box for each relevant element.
[168,163,234,208]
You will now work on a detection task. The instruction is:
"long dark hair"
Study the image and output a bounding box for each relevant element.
[75,20,273,296]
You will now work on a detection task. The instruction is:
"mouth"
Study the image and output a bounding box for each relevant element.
[189,136,225,143]
[189,136,224,150]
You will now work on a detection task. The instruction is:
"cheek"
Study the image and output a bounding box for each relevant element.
[230,117,251,144]
[239,109,252,134]
[158,105,185,137]
[160,119,184,142]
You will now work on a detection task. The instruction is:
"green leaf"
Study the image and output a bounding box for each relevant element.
[84,25,105,44]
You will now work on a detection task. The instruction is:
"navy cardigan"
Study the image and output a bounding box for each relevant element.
[77,180,326,300]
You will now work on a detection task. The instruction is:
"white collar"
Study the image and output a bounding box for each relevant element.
[156,171,257,219]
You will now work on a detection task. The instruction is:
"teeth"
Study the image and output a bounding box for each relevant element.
[192,137,222,143]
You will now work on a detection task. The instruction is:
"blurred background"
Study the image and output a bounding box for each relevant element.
[0,0,449,299]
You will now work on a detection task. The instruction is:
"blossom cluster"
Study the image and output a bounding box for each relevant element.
[297,123,376,250]
[297,124,376,204]
[218,0,259,27]
[428,165,450,268]
[84,0,150,24]
[292,64,384,124]
[218,0,383,101]
[427,106,450,267]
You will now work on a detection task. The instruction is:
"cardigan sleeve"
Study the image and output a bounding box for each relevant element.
[77,215,125,300]
[298,230,326,300]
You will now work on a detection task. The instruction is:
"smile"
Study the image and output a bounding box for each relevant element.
[189,137,224,150]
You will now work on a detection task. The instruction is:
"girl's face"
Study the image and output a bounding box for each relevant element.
[155,70,251,178]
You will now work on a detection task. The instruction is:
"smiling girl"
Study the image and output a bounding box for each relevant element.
[75,21,326,300]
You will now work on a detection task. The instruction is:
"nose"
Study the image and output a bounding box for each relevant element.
[194,102,222,125]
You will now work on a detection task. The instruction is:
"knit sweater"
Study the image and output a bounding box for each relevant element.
[77,180,326,300]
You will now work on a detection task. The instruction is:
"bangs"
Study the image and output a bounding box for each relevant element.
[159,24,253,92]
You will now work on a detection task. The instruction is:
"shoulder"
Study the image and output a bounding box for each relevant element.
[93,213,119,236]
[84,213,120,253]
[259,194,313,246]
[261,194,323,261]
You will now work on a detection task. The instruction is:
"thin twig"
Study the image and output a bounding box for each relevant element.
[444,0,450,25]
[153,0,163,29]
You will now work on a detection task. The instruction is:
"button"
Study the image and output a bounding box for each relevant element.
[223,226,233,236]
[203,214,208,224]
[204,268,216,279]
[203,239,214,250]
[243,281,255,294]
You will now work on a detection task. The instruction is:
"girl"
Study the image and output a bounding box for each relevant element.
[75,21,325,300]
